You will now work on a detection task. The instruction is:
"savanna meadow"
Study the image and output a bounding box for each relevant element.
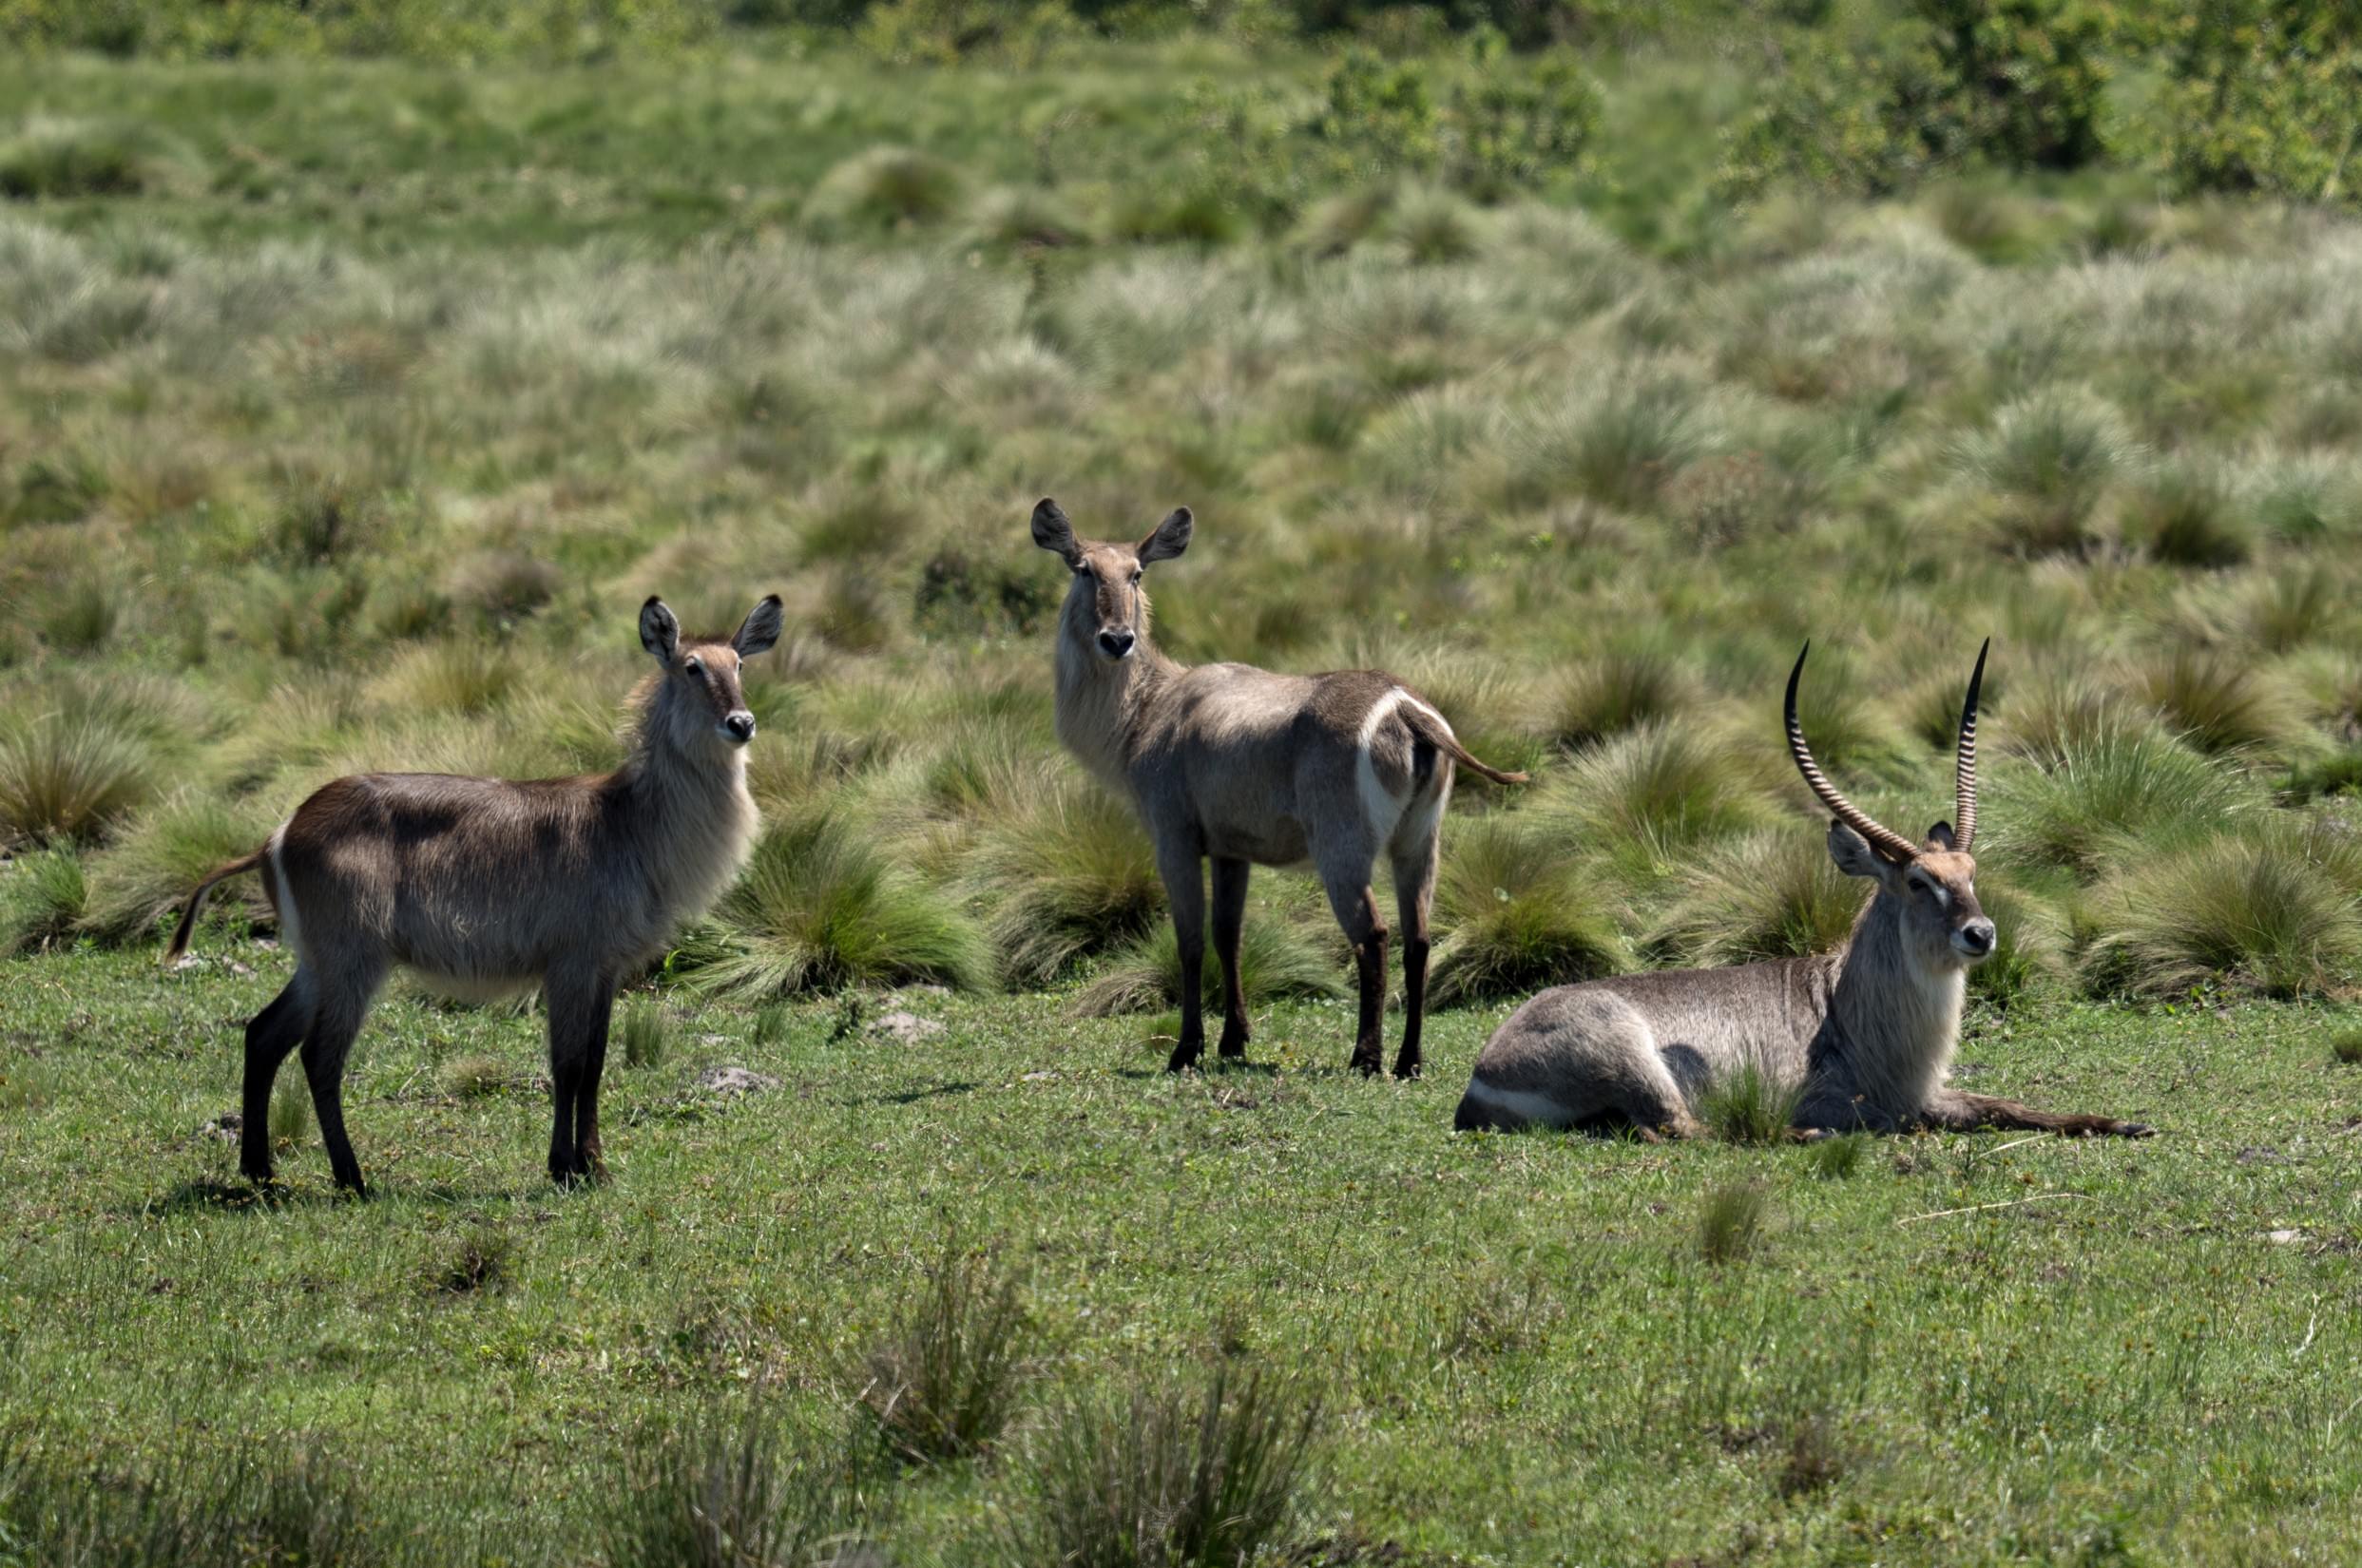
[5,0,2362,1562]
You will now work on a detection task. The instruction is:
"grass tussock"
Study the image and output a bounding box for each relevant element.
[1955,387,2137,556]
[442,1055,513,1100]
[1547,721,1776,855]
[691,813,991,998]
[862,1237,1031,1464]
[1988,729,2259,874]
[1697,1063,1800,1145]
[81,793,276,944]
[2083,822,2362,999]
[0,708,161,847]
[1698,1181,1770,1266]
[1806,1132,1868,1178]
[434,1226,513,1295]
[969,782,1164,987]
[1071,915,1344,1019]
[1653,832,1859,966]
[1547,645,1694,750]
[268,1077,311,1150]
[1007,1363,1322,1568]
[620,1003,672,1070]
[2329,1030,2362,1066]
[0,845,87,954]
[605,1412,886,1568]
[1428,814,1630,1005]
[2131,647,2299,755]
[0,1445,375,1568]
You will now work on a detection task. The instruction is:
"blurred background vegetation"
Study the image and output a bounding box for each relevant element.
[7,0,2362,1016]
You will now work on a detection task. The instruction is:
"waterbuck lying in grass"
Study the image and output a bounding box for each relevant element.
[1031,499,1526,1078]
[1457,641,2154,1140]
[166,595,784,1193]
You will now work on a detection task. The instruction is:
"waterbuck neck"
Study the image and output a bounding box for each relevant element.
[614,676,759,916]
[1052,609,1179,794]
[1817,888,1966,1117]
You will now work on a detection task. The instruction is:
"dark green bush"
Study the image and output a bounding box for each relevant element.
[2153,3,2362,201]
[1723,0,2107,198]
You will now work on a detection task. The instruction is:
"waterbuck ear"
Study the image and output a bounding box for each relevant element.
[733,594,785,658]
[1137,507,1193,565]
[1828,819,1903,885]
[639,597,680,664]
[1925,821,1957,852]
[1031,498,1082,566]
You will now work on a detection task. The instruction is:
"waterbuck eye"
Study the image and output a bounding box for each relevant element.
[683,657,702,677]
[1130,570,1143,585]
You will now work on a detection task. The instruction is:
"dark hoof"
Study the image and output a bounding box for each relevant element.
[1216,1033,1249,1060]
[240,1161,276,1185]
[2113,1121,2157,1138]
[1392,1059,1423,1081]
[1165,1043,1204,1074]
[1348,1054,1383,1078]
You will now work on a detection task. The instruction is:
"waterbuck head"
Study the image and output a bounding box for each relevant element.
[1787,640,1995,971]
[639,594,785,751]
[1030,498,1193,663]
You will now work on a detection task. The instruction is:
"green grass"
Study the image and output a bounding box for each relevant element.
[2,949,2359,1562]
[7,27,2362,1563]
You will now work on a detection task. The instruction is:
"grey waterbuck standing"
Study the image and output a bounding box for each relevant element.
[165,595,785,1193]
[1031,499,1527,1078]
[1456,641,2154,1139]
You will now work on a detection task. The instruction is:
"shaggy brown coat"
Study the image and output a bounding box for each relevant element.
[167,595,782,1192]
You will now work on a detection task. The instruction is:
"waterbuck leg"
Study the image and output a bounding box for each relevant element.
[298,977,376,1196]
[1321,877,1388,1077]
[1210,857,1252,1060]
[549,966,616,1184]
[239,974,314,1185]
[1390,835,1440,1082]
[1929,1090,2155,1139]
[1158,845,1208,1073]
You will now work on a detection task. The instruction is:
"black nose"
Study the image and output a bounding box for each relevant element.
[1098,630,1136,659]
[724,712,756,742]
[1960,921,1994,953]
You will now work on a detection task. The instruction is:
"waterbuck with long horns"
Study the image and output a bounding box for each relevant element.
[165,595,785,1194]
[1456,641,2154,1139]
[1031,499,1527,1079]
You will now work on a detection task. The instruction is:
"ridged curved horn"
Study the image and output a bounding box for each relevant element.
[1953,638,1989,851]
[1785,642,1920,864]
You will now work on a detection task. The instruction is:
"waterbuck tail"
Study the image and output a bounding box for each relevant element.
[164,849,267,963]
[1401,702,1528,787]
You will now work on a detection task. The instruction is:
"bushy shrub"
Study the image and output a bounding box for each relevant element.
[1723,0,2107,198]
[2154,4,2362,202]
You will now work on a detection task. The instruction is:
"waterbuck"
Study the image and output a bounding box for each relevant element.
[1030,499,1527,1079]
[1455,641,2154,1140]
[165,595,784,1194]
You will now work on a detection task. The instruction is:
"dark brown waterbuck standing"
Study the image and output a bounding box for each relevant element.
[1456,641,2155,1139]
[1031,499,1527,1079]
[166,595,784,1193]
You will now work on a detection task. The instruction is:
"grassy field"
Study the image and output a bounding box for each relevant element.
[6,18,2362,1564]
[3,950,2358,1564]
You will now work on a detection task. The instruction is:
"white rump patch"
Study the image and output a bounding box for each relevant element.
[265,823,303,964]
[1461,1076,1576,1130]
[1354,689,1411,844]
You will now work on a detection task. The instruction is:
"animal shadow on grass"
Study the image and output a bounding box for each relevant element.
[134,1176,530,1217]
[859,1079,984,1106]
